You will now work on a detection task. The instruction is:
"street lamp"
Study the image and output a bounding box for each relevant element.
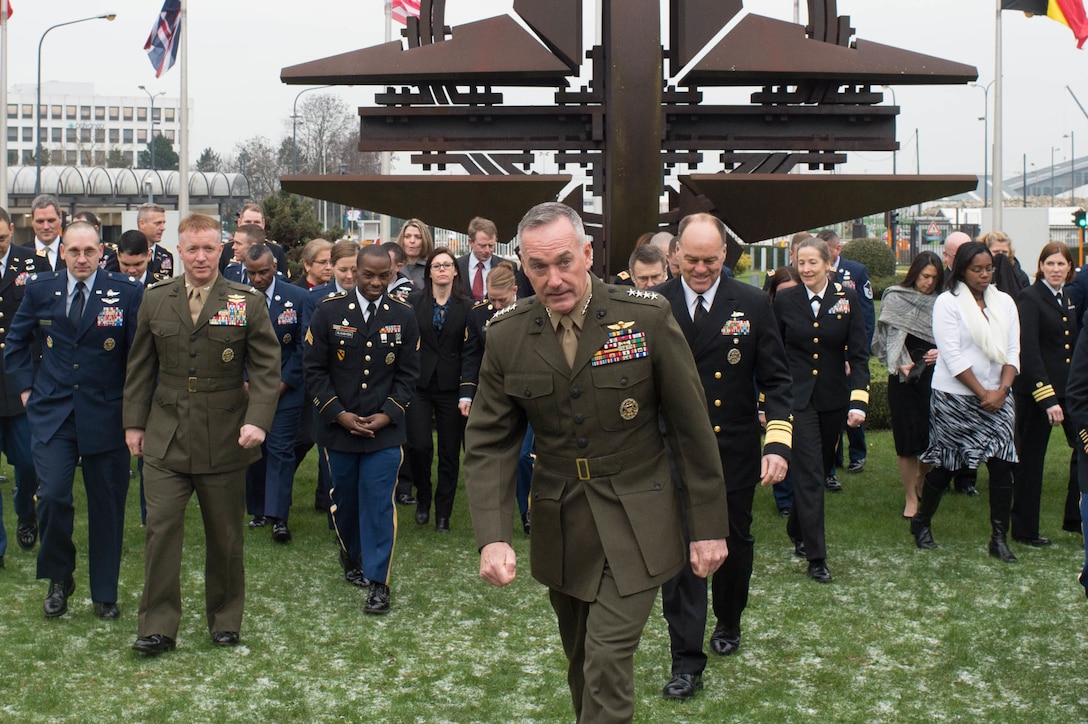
[1065,131,1076,203]
[881,85,897,174]
[291,85,331,174]
[138,85,166,170]
[1052,146,1060,207]
[35,13,117,194]
[969,80,994,207]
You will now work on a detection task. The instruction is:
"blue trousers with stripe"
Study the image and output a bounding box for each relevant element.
[327,446,401,585]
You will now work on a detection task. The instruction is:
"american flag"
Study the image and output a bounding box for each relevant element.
[391,0,421,25]
[3,2,12,21]
[144,0,182,78]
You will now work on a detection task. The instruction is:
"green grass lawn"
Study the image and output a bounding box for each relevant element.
[0,431,1085,723]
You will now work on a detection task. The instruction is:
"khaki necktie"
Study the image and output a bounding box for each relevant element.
[188,287,203,324]
[559,316,578,368]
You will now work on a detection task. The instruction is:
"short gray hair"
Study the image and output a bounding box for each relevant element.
[517,202,587,244]
[31,194,61,216]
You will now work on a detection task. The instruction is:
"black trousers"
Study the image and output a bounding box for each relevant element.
[786,404,845,562]
[1013,394,1081,537]
[406,383,465,520]
[661,484,755,675]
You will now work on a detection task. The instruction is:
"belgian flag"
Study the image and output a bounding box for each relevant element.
[1003,0,1088,48]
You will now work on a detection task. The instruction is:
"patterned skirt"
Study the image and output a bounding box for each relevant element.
[920,389,1018,470]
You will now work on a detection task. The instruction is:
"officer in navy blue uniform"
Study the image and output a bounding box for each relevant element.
[654,214,793,699]
[0,208,40,562]
[222,225,265,285]
[304,244,420,614]
[242,245,307,542]
[5,222,142,618]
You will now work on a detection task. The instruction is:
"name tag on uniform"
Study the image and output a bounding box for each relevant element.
[721,319,750,336]
[591,327,649,367]
[378,325,402,345]
[210,298,247,326]
[828,298,850,315]
[333,323,356,339]
[97,307,124,327]
[277,308,297,326]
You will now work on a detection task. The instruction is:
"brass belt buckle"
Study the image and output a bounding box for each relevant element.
[576,458,590,481]
[187,376,198,393]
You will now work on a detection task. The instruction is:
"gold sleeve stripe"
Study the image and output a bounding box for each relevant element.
[305,328,313,345]
[758,392,766,404]
[850,389,870,404]
[1032,385,1056,402]
[387,397,406,414]
[764,430,792,447]
[318,396,339,414]
[765,420,792,433]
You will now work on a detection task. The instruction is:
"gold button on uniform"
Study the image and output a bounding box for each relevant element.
[713,426,721,433]
[812,370,818,376]
[812,353,818,360]
[714,372,722,379]
[714,399,721,407]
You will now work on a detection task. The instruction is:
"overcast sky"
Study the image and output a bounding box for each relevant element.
[4,0,1086,179]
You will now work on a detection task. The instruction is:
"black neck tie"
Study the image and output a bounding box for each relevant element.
[69,281,86,326]
[693,295,708,330]
[366,301,377,329]
[1057,291,1064,308]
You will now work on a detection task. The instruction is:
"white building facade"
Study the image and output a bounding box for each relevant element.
[6,81,187,168]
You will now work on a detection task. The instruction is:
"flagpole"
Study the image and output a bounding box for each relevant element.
[379,1,392,244]
[178,0,190,218]
[992,0,1003,231]
[1,5,9,211]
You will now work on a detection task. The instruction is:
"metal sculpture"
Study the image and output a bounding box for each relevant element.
[281,0,978,272]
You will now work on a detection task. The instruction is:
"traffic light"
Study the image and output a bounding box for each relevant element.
[1075,209,1087,228]
[889,209,900,227]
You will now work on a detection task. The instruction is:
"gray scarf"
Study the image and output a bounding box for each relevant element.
[872,284,936,378]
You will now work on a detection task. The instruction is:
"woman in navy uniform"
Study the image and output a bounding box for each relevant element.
[773,237,869,583]
[406,248,473,532]
[1012,242,1082,546]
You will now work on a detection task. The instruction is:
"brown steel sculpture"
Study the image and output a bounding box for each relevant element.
[281,0,978,273]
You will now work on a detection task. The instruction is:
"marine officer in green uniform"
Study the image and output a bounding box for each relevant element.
[464,202,730,724]
[123,213,281,656]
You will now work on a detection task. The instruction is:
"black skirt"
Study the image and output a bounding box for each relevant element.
[887,333,936,457]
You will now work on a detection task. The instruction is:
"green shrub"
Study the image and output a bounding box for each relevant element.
[841,238,897,277]
[866,375,891,431]
[869,274,905,300]
[734,251,752,276]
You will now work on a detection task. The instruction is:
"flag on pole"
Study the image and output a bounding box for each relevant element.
[391,0,421,25]
[1002,0,1088,49]
[144,0,182,77]
[3,2,12,20]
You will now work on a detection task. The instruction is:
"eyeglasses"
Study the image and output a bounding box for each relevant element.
[431,262,455,270]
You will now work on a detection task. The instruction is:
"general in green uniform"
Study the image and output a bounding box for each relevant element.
[464,203,729,724]
[123,214,281,656]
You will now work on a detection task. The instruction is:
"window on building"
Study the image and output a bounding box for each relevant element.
[94,106,105,121]
[6,104,15,119]
[123,106,133,121]
[39,104,47,119]
[5,127,14,142]
[80,128,91,143]
[123,129,133,144]
[165,130,176,142]
[109,106,120,121]
[66,105,77,119]
[80,150,92,165]
[109,129,119,144]
[94,128,105,143]
[51,128,62,143]
[151,107,161,123]
[164,108,176,123]
[137,107,147,122]
[22,150,34,164]
[22,127,32,142]
[21,104,32,119]
[66,150,77,165]
[66,128,77,143]
[137,129,147,144]
[50,150,64,165]
[51,105,62,119]
[123,151,134,166]
[80,106,91,120]
[94,150,106,165]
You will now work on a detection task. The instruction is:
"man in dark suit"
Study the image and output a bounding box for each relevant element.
[5,221,143,619]
[456,216,518,302]
[136,203,175,281]
[124,213,280,655]
[464,202,729,723]
[114,230,156,287]
[654,213,793,699]
[218,203,290,278]
[24,194,65,272]
[241,244,307,543]
[304,244,421,614]
[0,208,40,564]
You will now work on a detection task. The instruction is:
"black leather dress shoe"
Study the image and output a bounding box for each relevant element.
[1012,535,1052,547]
[94,601,120,619]
[807,560,832,583]
[365,582,390,614]
[132,634,177,655]
[661,673,702,700]
[824,476,842,492]
[16,521,37,550]
[0,555,4,569]
[396,493,417,505]
[211,631,239,646]
[435,518,450,533]
[709,624,740,656]
[956,485,980,496]
[790,537,806,558]
[339,550,370,588]
[247,515,268,529]
[44,577,75,618]
[415,508,429,526]
[271,520,292,543]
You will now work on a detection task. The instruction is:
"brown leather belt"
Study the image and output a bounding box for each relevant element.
[158,373,243,393]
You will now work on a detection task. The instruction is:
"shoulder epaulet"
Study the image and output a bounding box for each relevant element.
[102,270,142,288]
[223,279,261,296]
[833,282,844,293]
[766,268,776,277]
[612,285,665,305]
[388,295,412,308]
[471,300,492,311]
[26,270,62,285]
[146,277,175,290]
[615,270,631,281]
[487,298,534,326]
[320,291,347,304]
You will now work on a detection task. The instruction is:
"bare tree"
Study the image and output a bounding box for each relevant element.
[228,135,286,201]
[294,94,356,175]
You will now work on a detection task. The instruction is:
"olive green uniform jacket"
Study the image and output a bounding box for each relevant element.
[464,276,729,601]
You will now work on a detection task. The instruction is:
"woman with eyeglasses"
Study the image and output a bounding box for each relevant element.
[911,241,1021,561]
[406,248,474,533]
[296,238,333,290]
